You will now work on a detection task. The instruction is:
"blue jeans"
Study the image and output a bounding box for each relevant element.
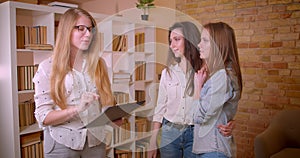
[196,152,228,158]
[159,119,196,158]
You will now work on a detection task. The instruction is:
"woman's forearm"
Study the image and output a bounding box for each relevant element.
[43,107,77,126]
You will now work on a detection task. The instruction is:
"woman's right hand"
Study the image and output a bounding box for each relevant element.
[147,136,158,158]
[76,92,99,113]
[195,66,208,89]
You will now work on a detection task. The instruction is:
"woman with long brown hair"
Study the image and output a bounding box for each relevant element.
[193,22,243,158]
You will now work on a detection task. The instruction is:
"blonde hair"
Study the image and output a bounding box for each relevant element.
[50,8,114,109]
[203,22,243,92]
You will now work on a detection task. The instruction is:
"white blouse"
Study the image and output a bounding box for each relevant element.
[153,64,194,125]
[33,57,107,150]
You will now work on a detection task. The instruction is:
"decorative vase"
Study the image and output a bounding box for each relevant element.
[141,14,149,20]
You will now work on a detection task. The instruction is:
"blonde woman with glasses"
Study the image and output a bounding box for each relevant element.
[33,8,115,158]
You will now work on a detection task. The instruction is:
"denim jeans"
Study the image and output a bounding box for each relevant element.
[196,152,228,158]
[159,119,196,158]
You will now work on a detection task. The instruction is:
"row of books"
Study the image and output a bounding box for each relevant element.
[112,34,128,52]
[135,117,150,138]
[135,141,150,158]
[135,32,145,52]
[114,141,150,158]
[19,100,36,128]
[16,25,52,50]
[111,32,145,52]
[135,61,146,81]
[17,65,38,91]
[114,91,130,104]
[114,149,132,158]
[135,91,145,104]
[21,141,43,158]
[113,118,131,144]
[20,131,43,158]
[113,116,150,144]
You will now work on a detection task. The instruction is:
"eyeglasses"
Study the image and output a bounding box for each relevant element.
[73,25,94,34]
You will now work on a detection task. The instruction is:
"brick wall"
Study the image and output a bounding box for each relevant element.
[176,0,300,157]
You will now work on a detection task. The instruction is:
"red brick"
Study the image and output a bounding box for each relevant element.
[273,62,288,69]
[249,42,259,48]
[271,41,283,47]
[238,42,248,48]
[267,69,279,75]
[281,12,292,19]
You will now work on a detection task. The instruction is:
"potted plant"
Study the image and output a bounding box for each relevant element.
[136,0,155,20]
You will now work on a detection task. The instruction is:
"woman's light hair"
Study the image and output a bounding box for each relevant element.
[203,22,243,92]
[50,8,114,109]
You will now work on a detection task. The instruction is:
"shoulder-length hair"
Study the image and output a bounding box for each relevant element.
[50,8,114,109]
[166,21,202,96]
[204,22,243,92]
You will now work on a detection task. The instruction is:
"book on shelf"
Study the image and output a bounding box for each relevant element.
[19,99,36,129]
[84,101,145,128]
[17,65,38,91]
[20,131,43,158]
[114,149,133,158]
[135,61,146,81]
[135,32,145,52]
[20,131,42,148]
[113,91,130,105]
[112,34,128,52]
[135,141,150,158]
[135,90,145,104]
[135,117,149,138]
[24,44,53,50]
[16,25,48,49]
[114,117,131,143]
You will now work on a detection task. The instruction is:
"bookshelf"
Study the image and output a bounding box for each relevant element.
[0,1,107,158]
[0,1,157,158]
[99,17,157,157]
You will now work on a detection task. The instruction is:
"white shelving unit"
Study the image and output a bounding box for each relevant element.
[99,16,157,158]
[0,1,157,158]
[0,2,65,157]
[0,1,107,158]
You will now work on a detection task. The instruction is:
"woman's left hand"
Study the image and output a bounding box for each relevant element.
[218,120,235,137]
